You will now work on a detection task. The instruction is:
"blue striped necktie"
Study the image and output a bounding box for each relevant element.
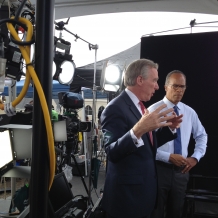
[174,105,182,154]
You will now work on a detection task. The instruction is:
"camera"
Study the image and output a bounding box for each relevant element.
[57,92,91,155]
[58,91,91,133]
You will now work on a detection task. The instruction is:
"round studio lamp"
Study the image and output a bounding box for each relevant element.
[59,60,75,84]
[53,60,76,85]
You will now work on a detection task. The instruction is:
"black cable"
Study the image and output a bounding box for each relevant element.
[0,18,27,30]
[76,75,94,84]
[193,26,218,28]
[0,18,35,45]
[74,75,101,91]
[14,0,28,21]
[0,18,35,46]
[142,20,218,37]
[195,20,218,25]
[10,34,35,46]
[142,26,191,37]
[0,17,35,46]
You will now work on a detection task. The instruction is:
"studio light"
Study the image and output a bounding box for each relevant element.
[53,37,76,85]
[53,53,76,85]
[100,62,123,92]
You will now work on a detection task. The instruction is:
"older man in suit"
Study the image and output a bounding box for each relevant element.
[100,59,183,218]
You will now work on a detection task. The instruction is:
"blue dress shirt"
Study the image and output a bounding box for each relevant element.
[148,96,207,163]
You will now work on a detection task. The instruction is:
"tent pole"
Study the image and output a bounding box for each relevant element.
[29,0,54,217]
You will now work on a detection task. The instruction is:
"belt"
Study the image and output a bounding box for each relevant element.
[156,160,185,171]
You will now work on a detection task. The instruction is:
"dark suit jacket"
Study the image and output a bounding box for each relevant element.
[101,91,176,218]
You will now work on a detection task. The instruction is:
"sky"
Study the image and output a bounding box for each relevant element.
[55,11,218,68]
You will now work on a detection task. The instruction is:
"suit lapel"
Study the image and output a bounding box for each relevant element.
[121,91,141,120]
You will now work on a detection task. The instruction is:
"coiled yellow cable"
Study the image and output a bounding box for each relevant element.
[0,17,55,190]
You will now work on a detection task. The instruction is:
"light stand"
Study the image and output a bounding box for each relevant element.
[90,44,99,129]
[54,18,100,207]
[88,44,99,206]
[81,89,88,176]
[54,144,94,206]
[70,153,94,206]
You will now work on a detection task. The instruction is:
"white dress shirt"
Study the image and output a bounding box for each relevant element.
[148,96,207,163]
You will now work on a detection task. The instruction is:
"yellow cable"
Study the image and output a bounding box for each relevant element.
[2,17,55,190]
[0,17,31,109]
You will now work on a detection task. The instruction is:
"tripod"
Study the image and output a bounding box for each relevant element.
[55,144,94,206]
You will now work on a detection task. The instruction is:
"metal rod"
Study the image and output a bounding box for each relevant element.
[8,82,16,204]
[54,21,96,49]
[81,90,88,176]
[88,45,98,206]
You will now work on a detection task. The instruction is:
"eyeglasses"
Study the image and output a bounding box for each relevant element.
[168,84,187,90]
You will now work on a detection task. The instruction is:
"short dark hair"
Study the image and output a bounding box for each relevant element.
[165,70,186,85]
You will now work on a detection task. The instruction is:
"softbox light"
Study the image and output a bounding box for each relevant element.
[100,62,123,92]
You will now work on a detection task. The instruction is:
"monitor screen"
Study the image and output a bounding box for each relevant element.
[0,130,13,175]
[48,172,74,218]
[53,120,67,142]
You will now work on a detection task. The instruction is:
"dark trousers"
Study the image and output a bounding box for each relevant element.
[151,161,189,218]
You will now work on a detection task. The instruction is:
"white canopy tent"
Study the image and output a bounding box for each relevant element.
[29,0,218,19]
[2,1,218,21]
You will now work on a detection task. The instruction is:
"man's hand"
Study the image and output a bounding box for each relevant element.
[169,154,187,167]
[168,112,183,130]
[132,104,175,138]
[182,157,198,174]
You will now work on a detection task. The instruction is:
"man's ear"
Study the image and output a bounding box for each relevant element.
[164,85,167,92]
[136,76,143,86]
